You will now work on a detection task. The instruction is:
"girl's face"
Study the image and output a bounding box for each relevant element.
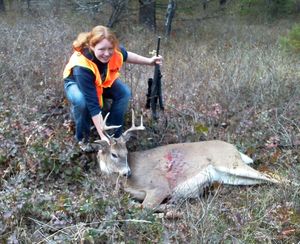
[91,38,114,63]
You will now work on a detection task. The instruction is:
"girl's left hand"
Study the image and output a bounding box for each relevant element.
[150,55,163,65]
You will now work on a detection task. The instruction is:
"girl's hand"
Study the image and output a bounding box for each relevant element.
[150,55,163,65]
[100,132,110,145]
[92,113,111,145]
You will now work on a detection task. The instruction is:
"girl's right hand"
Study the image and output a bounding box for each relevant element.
[100,133,110,145]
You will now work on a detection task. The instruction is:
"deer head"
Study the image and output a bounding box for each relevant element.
[94,110,145,177]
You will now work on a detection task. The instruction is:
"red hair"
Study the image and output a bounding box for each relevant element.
[72,25,119,52]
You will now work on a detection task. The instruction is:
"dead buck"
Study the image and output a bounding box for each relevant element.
[94,110,278,209]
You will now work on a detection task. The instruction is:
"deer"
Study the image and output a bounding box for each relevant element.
[94,110,279,209]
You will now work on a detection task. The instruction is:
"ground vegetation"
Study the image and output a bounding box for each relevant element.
[0,1,299,242]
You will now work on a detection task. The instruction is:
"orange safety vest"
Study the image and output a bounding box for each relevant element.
[63,49,123,107]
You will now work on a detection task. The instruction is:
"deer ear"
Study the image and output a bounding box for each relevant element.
[91,140,110,151]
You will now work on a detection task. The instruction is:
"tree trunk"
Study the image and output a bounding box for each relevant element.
[0,0,5,12]
[107,0,128,28]
[165,0,176,37]
[139,0,156,31]
[26,0,31,9]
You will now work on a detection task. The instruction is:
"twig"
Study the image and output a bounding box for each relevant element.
[28,217,153,243]
[280,115,300,133]
[25,100,64,146]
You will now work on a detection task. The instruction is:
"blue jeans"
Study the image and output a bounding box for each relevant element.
[64,78,131,141]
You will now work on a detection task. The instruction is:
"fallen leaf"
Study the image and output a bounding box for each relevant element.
[281,228,296,236]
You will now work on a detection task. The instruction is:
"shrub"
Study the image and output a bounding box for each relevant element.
[280,24,300,52]
[239,0,299,17]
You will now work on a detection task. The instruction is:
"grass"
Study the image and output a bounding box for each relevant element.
[0,2,299,243]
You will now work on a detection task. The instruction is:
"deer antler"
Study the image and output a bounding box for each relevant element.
[123,110,145,137]
[100,112,122,131]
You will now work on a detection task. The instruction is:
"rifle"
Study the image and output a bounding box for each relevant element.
[145,37,164,120]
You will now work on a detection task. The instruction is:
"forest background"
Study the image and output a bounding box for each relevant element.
[0,0,299,243]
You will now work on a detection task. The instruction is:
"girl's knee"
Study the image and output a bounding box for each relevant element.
[123,86,131,100]
[73,97,87,112]
[113,79,131,100]
[120,84,131,101]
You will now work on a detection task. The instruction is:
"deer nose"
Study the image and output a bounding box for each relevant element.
[123,169,131,178]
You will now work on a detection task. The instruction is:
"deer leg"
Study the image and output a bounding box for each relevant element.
[125,187,146,201]
[142,189,169,209]
[213,164,278,184]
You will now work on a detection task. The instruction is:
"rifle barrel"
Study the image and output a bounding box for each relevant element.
[156,36,161,56]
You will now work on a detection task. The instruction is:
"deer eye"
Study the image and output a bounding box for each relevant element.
[111,153,118,158]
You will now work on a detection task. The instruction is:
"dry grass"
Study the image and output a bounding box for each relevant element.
[0,3,299,243]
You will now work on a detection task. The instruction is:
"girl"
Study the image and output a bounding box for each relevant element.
[63,25,162,150]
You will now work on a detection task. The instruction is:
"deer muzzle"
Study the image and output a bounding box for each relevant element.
[119,167,131,178]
